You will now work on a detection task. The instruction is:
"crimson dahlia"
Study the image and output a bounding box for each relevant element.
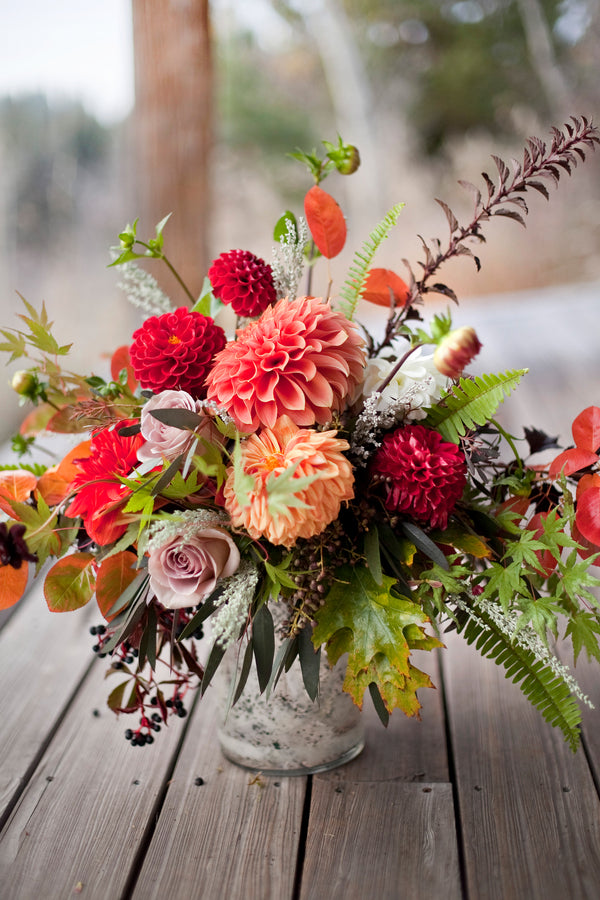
[208,250,277,317]
[371,424,466,529]
[129,307,226,396]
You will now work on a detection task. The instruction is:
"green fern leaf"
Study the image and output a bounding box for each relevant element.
[338,203,405,320]
[425,369,527,443]
[456,603,582,751]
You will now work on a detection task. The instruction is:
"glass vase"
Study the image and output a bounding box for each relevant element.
[216,627,365,776]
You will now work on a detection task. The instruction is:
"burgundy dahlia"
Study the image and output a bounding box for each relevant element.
[129,307,226,396]
[208,250,277,317]
[371,424,467,529]
[0,522,37,569]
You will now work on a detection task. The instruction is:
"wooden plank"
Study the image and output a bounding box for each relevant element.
[0,586,96,825]
[131,684,306,900]
[443,630,600,899]
[300,781,461,900]
[0,646,188,900]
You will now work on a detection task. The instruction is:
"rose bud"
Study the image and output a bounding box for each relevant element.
[433,327,482,379]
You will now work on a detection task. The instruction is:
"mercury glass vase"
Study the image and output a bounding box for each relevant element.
[216,627,365,776]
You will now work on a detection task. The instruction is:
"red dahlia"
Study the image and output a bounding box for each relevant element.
[371,424,467,529]
[208,250,277,317]
[65,421,145,546]
[129,307,226,396]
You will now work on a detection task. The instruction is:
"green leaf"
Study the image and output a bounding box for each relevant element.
[368,681,390,727]
[44,552,96,612]
[177,590,222,640]
[298,627,321,701]
[265,461,318,518]
[565,611,600,664]
[252,603,275,693]
[274,210,298,243]
[232,435,255,509]
[424,369,528,444]
[364,525,383,585]
[338,203,405,319]
[312,566,441,714]
[107,680,131,712]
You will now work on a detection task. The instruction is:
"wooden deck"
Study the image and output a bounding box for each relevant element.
[1,283,600,899]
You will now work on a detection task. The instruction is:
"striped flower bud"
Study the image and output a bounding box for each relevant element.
[433,327,482,379]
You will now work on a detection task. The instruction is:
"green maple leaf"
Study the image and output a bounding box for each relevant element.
[350,653,434,717]
[312,566,442,715]
[565,611,600,664]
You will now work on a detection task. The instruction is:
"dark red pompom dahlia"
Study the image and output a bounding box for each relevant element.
[129,307,226,396]
[371,424,467,529]
[208,250,277,317]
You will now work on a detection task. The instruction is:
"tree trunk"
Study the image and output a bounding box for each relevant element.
[131,0,212,304]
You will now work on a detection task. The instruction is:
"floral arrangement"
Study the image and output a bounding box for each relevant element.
[1,120,600,753]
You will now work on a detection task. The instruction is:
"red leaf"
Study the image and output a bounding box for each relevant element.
[360,268,410,307]
[304,185,346,259]
[44,552,96,612]
[576,473,600,501]
[96,550,139,621]
[0,564,29,610]
[549,447,598,479]
[0,470,38,516]
[576,486,600,546]
[572,406,600,452]
[110,345,138,391]
[572,520,600,564]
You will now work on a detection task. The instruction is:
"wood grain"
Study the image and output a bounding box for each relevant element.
[0,587,96,825]
[300,781,461,900]
[443,629,600,899]
[0,641,187,900]
[131,684,306,900]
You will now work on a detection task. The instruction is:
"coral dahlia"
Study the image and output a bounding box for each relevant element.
[371,424,466,529]
[223,415,354,547]
[208,249,277,317]
[205,296,365,431]
[129,307,226,396]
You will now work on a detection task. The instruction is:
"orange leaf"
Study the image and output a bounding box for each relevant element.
[44,552,96,612]
[19,403,57,436]
[361,268,410,307]
[548,447,598,479]
[572,406,600,453]
[576,486,600,547]
[36,440,92,506]
[0,470,38,516]
[110,345,138,392]
[96,550,139,621]
[304,185,347,259]
[0,563,29,610]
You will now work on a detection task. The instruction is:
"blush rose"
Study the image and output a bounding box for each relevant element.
[148,526,240,610]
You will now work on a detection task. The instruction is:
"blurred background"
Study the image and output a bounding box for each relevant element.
[0,0,599,443]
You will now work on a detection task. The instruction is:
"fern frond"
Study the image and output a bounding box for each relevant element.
[338,203,405,319]
[455,601,582,751]
[425,369,527,443]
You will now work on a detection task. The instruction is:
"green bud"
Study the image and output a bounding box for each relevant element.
[335,145,360,175]
[11,370,36,396]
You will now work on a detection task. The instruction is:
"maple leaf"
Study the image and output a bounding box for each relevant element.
[312,566,441,715]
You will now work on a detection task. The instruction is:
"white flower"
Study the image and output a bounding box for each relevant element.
[361,340,449,422]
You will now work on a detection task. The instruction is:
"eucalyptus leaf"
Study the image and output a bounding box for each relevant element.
[369,681,390,727]
[232,639,254,706]
[201,641,227,696]
[177,591,222,641]
[401,522,449,570]
[151,454,185,497]
[139,603,157,670]
[252,604,275,694]
[298,627,321,701]
[149,408,202,430]
[265,635,296,700]
[364,525,383,585]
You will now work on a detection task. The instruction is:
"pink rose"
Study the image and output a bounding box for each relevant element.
[148,526,240,609]
[137,390,217,463]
